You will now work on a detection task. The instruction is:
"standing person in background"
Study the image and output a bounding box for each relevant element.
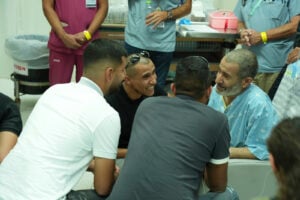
[42,0,108,85]
[125,0,192,87]
[234,0,300,94]
[0,93,22,163]
[0,39,127,200]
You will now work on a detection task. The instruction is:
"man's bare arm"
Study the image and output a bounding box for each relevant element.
[204,162,228,192]
[93,157,115,196]
[230,147,257,159]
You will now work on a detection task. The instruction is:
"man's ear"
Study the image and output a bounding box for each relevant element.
[170,83,176,95]
[105,67,114,82]
[124,75,130,84]
[269,153,277,173]
[206,85,212,98]
[242,77,253,88]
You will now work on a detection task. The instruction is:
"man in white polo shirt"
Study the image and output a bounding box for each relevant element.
[0,39,127,200]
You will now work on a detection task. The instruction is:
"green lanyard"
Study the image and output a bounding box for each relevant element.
[250,0,264,16]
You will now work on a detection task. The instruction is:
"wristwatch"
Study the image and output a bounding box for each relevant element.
[167,10,173,20]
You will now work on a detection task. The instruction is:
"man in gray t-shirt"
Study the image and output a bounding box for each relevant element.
[108,56,239,200]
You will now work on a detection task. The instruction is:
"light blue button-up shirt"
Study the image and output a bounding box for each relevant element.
[208,84,278,160]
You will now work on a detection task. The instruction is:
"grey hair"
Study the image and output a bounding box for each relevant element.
[224,48,258,79]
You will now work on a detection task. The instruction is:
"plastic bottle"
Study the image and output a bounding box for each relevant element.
[146,0,155,32]
[145,0,164,32]
[155,6,165,29]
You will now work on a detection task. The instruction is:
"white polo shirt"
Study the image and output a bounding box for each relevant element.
[0,77,121,200]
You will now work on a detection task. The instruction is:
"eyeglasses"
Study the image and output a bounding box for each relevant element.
[126,51,150,69]
[196,56,210,69]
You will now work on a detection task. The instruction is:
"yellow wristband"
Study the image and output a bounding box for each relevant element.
[83,30,92,41]
[261,32,268,44]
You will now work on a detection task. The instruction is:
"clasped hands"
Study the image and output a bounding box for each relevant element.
[61,32,88,50]
[239,29,262,46]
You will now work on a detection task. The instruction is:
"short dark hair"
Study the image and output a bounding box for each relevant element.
[225,49,258,79]
[83,39,127,72]
[267,117,300,200]
[174,56,211,99]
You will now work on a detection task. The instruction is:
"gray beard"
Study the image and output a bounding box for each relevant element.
[216,83,243,97]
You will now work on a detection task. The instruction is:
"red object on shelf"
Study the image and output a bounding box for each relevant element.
[209,10,238,29]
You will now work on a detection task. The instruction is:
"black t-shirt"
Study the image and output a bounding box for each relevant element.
[105,84,166,148]
[0,93,22,136]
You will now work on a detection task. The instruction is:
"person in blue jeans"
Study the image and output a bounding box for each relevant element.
[125,0,192,87]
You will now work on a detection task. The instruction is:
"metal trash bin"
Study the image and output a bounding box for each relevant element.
[5,35,50,103]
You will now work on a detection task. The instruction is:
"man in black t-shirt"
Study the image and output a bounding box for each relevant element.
[0,92,22,163]
[105,51,166,161]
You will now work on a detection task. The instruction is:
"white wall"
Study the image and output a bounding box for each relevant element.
[0,1,50,79]
[214,0,238,10]
[0,0,238,79]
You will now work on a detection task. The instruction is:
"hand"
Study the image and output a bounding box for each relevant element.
[240,29,262,46]
[60,33,82,49]
[87,159,95,173]
[114,165,120,180]
[287,47,300,64]
[248,30,262,46]
[74,32,87,45]
[240,29,251,46]
[145,11,167,29]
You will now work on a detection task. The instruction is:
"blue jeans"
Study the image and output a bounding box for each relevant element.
[199,187,240,200]
[125,42,173,87]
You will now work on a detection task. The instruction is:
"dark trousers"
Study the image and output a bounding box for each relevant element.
[66,190,107,200]
[268,65,287,100]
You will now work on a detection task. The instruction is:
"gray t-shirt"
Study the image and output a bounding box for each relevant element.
[125,0,180,52]
[108,95,230,200]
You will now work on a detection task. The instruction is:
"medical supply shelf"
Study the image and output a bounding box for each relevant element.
[99,24,239,73]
